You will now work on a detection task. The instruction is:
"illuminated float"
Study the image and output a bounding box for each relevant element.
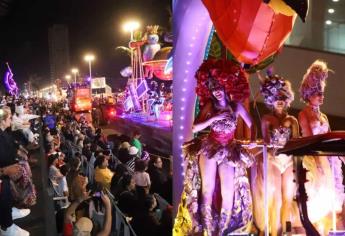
[172,1,323,236]
[118,25,173,123]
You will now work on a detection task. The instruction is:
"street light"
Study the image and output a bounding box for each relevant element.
[65,74,71,85]
[71,68,79,84]
[123,20,140,41]
[65,74,71,80]
[84,54,95,81]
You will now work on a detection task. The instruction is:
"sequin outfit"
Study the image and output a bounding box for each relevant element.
[270,127,293,173]
[174,109,254,236]
[303,121,345,222]
[252,125,294,233]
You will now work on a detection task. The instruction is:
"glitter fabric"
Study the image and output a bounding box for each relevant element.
[174,113,254,235]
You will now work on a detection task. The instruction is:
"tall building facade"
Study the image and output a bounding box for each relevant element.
[48,24,70,84]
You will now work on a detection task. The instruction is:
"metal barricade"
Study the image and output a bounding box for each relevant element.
[104,189,137,236]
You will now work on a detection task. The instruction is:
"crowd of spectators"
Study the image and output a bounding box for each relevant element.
[42,100,172,235]
[0,95,42,236]
[0,95,172,236]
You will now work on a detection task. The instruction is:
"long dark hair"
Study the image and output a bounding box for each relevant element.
[94,154,106,168]
[47,153,59,167]
[208,77,236,112]
[210,89,237,115]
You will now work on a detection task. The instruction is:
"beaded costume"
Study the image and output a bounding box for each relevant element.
[174,103,254,235]
[269,126,293,173]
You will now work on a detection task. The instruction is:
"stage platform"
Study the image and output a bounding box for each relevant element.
[105,112,172,156]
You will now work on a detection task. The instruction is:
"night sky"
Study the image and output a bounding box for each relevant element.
[0,0,171,91]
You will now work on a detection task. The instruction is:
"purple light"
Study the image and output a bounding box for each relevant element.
[173,0,213,215]
[4,65,19,96]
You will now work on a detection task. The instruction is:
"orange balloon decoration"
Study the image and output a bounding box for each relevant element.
[142,60,173,80]
[142,47,173,80]
[202,0,297,66]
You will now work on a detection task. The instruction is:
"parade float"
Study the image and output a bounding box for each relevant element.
[170,0,345,236]
[111,24,173,156]
[118,24,173,125]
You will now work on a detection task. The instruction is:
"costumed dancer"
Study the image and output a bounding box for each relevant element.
[153,83,165,120]
[251,70,299,235]
[147,81,159,115]
[148,81,164,120]
[174,59,256,236]
[298,60,345,234]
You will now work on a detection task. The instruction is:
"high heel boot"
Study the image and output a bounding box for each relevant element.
[218,208,231,236]
[200,204,214,236]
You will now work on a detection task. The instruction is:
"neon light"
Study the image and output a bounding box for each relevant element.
[173,0,213,213]
[4,63,19,96]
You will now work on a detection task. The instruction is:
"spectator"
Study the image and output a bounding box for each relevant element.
[110,164,128,197]
[82,140,92,161]
[158,205,173,236]
[11,104,39,149]
[117,143,131,164]
[91,107,101,128]
[86,144,98,185]
[63,191,112,236]
[0,107,30,236]
[45,142,56,156]
[94,155,114,190]
[148,156,168,196]
[66,157,81,195]
[130,130,143,157]
[70,175,88,202]
[94,128,108,150]
[48,153,63,186]
[58,164,70,197]
[133,159,151,193]
[43,110,57,130]
[131,194,160,235]
[118,141,130,150]
[118,173,138,216]
[126,146,139,171]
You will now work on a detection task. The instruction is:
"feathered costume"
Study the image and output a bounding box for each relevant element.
[299,60,345,225]
[174,59,254,236]
[252,72,297,233]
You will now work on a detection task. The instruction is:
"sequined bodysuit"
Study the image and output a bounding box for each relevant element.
[199,112,253,167]
[270,126,292,173]
[174,107,254,235]
[303,119,345,222]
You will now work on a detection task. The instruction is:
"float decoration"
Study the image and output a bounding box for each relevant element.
[201,0,306,66]
[281,0,308,22]
[143,25,161,62]
[4,63,19,97]
[195,59,250,106]
[142,47,173,80]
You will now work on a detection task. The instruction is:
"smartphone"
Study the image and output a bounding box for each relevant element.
[94,192,101,198]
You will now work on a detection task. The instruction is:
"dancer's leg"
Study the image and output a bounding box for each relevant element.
[268,163,282,236]
[199,154,217,235]
[251,158,265,233]
[218,163,235,234]
[281,164,295,232]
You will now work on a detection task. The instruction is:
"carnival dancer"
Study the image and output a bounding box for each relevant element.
[147,81,164,120]
[174,59,256,236]
[298,60,344,234]
[252,71,299,235]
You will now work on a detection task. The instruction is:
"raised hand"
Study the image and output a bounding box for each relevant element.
[212,112,230,122]
[100,192,111,209]
[3,164,21,177]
